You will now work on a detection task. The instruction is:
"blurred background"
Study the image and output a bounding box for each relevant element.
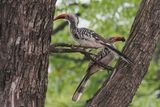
[46,0,160,107]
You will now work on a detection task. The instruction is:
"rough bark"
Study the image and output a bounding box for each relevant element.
[87,0,160,107]
[0,0,56,107]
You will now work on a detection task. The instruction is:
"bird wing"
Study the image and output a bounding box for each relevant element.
[78,28,106,42]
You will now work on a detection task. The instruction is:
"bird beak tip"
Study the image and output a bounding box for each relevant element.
[54,13,67,21]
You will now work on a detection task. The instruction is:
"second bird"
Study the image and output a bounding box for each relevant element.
[72,36,125,102]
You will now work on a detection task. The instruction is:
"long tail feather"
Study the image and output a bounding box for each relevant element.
[72,73,91,102]
[101,42,133,64]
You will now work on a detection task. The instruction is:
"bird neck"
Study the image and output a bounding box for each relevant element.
[69,20,78,29]
[68,19,78,29]
[69,20,78,33]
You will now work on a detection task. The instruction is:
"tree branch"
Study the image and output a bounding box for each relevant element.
[49,43,114,71]
[51,43,99,49]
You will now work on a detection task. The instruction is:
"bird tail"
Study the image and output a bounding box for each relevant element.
[72,73,91,102]
[101,42,133,64]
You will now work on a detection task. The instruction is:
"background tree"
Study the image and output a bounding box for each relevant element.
[87,0,160,106]
[0,0,56,107]
[49,0,160,107]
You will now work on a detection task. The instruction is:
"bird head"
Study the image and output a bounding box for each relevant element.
[54,13,79,25]
[108,36,126,43]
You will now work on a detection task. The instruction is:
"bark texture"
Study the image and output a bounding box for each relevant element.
[87,0,160,107]
[0,0,56,107]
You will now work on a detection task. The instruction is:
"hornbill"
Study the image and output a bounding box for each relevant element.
[72,36,125,102]
[54,13,133,64]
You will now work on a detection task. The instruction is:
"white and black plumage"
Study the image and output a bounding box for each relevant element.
[54,13,133,64]
[72,36,125,102]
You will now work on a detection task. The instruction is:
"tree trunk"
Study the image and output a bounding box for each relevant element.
[0,0,56,107]
[87,0,160,107]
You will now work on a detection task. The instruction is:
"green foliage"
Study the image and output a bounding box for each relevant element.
[46,0,160,107]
